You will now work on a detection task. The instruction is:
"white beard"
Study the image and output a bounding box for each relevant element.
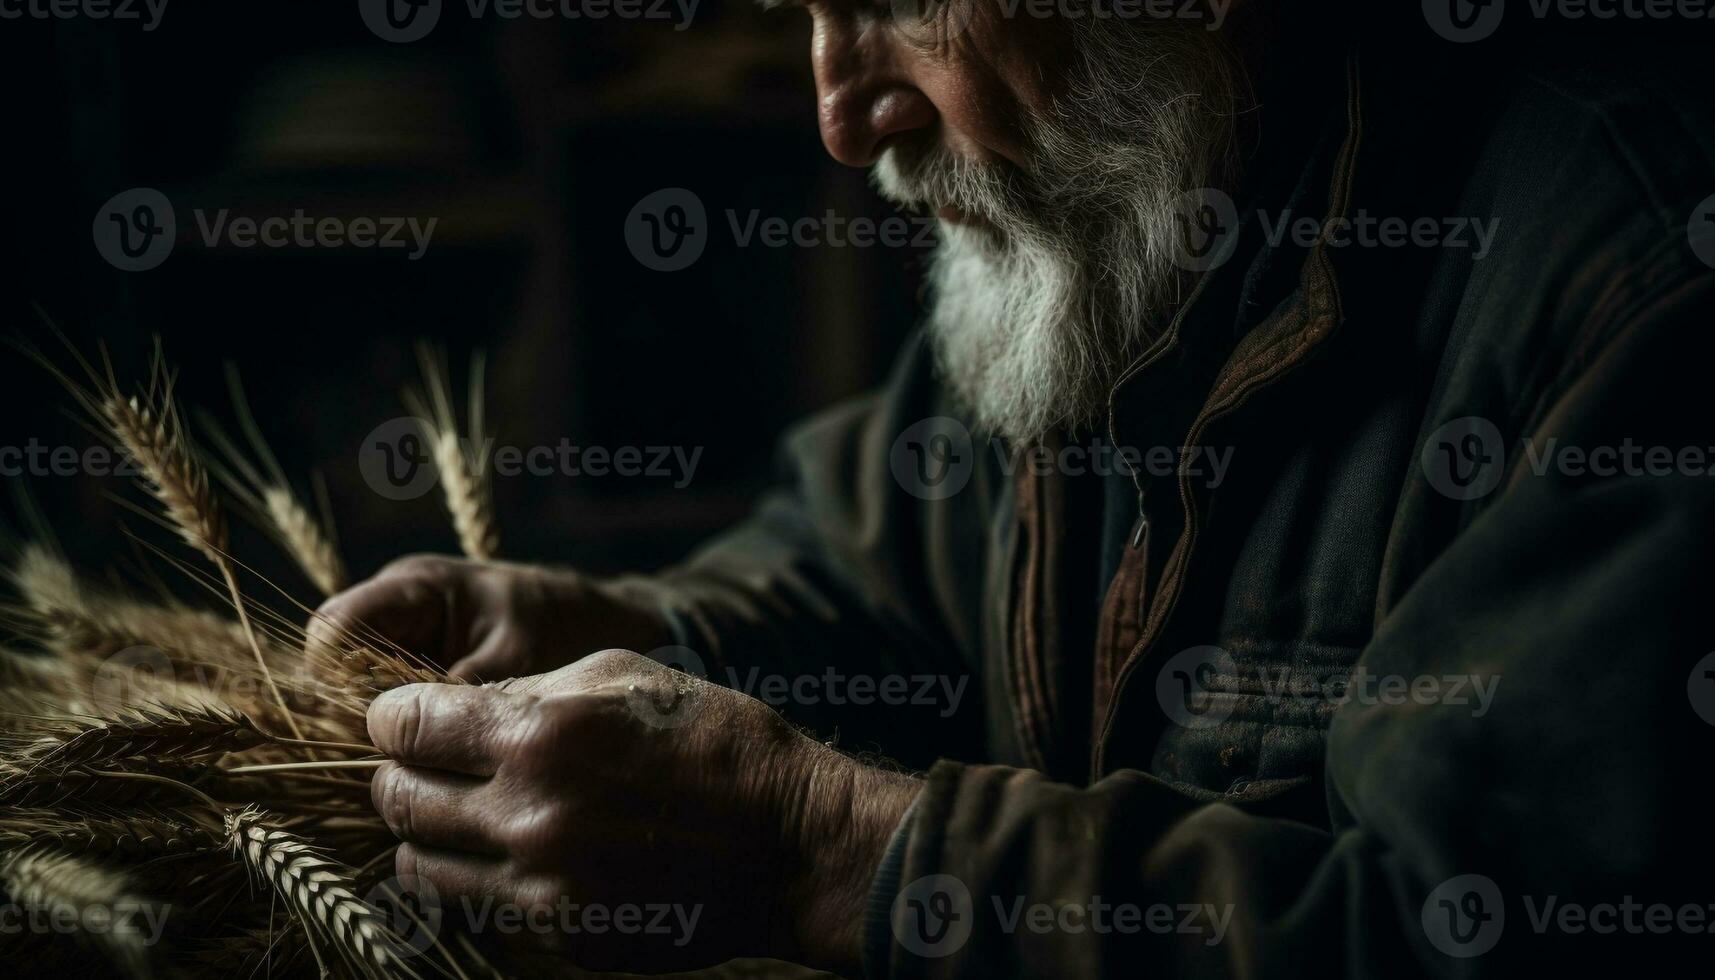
[873,21,1240,444]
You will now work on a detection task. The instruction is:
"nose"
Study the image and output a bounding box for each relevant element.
[810,18,936,168]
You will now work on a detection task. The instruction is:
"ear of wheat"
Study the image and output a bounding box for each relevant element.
[1,337,502,978]
[225,808,417,980]
[202,366,348,597]
[408,345,499,561]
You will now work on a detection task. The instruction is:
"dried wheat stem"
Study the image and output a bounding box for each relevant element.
[85,768,224,812]
[217,562,303,739]
[0,764,217,809]
[222,759,385,774]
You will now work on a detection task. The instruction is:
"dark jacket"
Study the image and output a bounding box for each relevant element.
[646,36,1715,978]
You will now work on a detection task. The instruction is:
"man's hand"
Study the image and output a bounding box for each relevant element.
[366,649,923,974]
[310,555,675,681]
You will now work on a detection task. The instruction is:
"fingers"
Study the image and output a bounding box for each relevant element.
[372,762,506,856]
[367,682,520,776]
[447,629,527,684]
[395,842,512,905]
[307,555,462,667]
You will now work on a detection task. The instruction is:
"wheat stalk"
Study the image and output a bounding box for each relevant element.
[262,486,347,597]
[224,808,416,980]
[13,704,264,775]
[0,809,218,857]
[89,354,302,739]
[0,763,220,809]
[433,429,499,561]
[410,345,499,560]
[202,367,349,597]
[101,391,227,565]
[0,847,161,978]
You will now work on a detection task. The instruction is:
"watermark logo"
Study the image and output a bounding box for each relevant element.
[1421,416,1506,501]
[94,188,436,270]
[1689,651,1715,726]
[366,874,444,957]
[1424,0,1506,41]
[1155,645,1239,729]
[0,896,172,946]
[725,667,971,718]
[359,0,442,42]
[623,645,709,729]
[93,188,175,272]
[1173,187,1240,272]
[359,418,440,501]
[1175,189,1501,272]
[892,874,974,958]
[1422,874,1505,958]
[625,188,708,272]
[625,190,943,270]
[359,420,705,500]
[361,0,698,40]
[1689,193,1715,270]
[890,416,975,501]
[0,0,169,30]
[91,645,177,706]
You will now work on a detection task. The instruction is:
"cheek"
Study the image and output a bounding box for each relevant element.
[914,6,1075,166]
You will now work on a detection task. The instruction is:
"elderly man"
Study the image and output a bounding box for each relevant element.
[320,3,1715,976]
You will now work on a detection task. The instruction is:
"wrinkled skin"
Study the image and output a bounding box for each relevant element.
[366,649,920,973]
[310,554,674,681]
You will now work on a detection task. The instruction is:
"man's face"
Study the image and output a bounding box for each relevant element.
[777,2,1245,444]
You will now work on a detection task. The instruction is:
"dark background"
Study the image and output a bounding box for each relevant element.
[0,1,924,601]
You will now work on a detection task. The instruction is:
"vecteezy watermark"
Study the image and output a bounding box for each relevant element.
[1156,646,1501,730]
[1174,188,1501,272]
[1689,651,1715,726]
[887,416,1235,502]
[0,0,168,30]
[1690,193,1715,270]
[1422,874,1506,957]
[890,874,1232,958]
[1423,873,1715,958]
[889,417,975,501]
[1425,0,1715,42]
[623,645,710,729]
[367,875,701,956]
[0,440,146,479]
[724,667,971,719]
[359,0,699,43]
[1421,416,1715,501]
[882,0,1227,46]
[624,188,939,272]
[0,897,172,946]
[357,418,703,501]
[93,188,437,271]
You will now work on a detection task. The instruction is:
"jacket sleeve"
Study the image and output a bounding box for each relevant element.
[868,279,1715,977]
[630,335,992,761]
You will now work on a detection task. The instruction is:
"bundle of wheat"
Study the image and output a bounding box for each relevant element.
[0,339,504,979]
